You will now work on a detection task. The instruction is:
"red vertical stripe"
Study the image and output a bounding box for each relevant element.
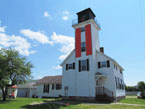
[75,28,81,57]
[85,24,92,56]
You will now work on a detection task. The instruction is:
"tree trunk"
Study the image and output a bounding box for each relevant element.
[2,93,6,101]
[1,87,8,101]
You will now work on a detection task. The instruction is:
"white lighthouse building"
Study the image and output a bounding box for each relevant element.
[60,8,125,101]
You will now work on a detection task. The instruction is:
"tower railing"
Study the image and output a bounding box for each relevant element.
[72,18,101,29]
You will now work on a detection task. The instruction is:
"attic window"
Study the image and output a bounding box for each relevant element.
[98,60,110,68]
[100,61,107,67]
[68,64,73,69]
[66,63,75,70]
[81,42,86,52]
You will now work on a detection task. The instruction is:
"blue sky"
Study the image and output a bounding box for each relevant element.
[0,0,145,86]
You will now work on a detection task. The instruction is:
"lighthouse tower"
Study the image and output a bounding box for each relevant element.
[73,8,101,58]
[71,8,101,99]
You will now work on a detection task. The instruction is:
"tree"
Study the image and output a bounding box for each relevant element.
[0,48,33,101]
[137,81,145,97]
[125,86,136,91]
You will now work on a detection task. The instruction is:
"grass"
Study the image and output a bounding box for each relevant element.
[0,96,144,109]
[118,96,145,105]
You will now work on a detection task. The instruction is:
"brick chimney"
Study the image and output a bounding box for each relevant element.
[100,47,104,53]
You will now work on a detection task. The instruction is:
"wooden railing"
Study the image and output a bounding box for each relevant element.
[96,87,113,97]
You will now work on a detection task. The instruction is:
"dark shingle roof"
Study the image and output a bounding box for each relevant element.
[36,75,62,85]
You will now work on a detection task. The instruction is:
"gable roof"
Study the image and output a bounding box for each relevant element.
[36,75,62,85]
[96,49,124,70]
[60,48,124,71]
[60,49,75,66]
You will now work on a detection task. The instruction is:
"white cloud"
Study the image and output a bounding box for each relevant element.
[62,10,70,21]
[20,29,53,45]
[62,16,69,20]
[53,65,62,70]
[51,32,74,60]
[0,33,35,56]
[0,26,7,32]
[44,11,50,17]
[43,11,52,19]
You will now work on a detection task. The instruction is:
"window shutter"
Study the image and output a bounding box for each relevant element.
[115,77,117,89]
[66,64,68,70]
[79,60,81,72]
[107,60,110,67]
[118,78,119,89]
[52,84,54,90]
[87,59,89,71]
[43,85,45,93]
[73,63,75,69]
[98,62,100,68]
[48,84,49,93]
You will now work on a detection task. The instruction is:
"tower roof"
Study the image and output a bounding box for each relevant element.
[77,8,96,17]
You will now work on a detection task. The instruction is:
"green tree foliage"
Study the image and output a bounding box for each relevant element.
[125,86,138,91]
[0,48,33,101]
[138,81,145,97]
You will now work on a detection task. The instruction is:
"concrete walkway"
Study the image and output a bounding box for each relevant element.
[30,101,145,107]
[82,102,145,107]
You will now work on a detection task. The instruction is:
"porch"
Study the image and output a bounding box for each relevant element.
[94,72,114,101]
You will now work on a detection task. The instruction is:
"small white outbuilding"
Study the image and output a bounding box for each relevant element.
[36,75,62,98]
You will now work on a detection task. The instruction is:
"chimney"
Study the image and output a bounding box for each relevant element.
[100,47,104,53]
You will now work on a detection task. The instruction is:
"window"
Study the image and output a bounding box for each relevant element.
[98,60,110,68]
[56,84,62,90]
[122,81,125,90]
[96,80,99,86]
[43,84,49,93]
[115,77,118,89]
[81,27,85,32]
[68,64,73,69]
[81,42,86,52]
[79,59,89,72]
[119,79,122,89]
[66,63,75,70]
[116,77,125,90]
[117,77,119,89]
[120,70,122,74]
[100,61,107,67]
[82,60,87,71]
[52,84,54,90]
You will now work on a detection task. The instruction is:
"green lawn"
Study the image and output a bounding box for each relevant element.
[118,96,145,105]
[0,97,144,109]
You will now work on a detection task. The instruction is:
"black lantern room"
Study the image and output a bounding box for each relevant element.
[77,8,96,23]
